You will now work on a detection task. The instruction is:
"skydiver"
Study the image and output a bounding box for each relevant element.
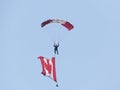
[53,42,59,55]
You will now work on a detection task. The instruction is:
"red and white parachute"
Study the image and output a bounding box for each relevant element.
[38,56,57,83]
[41,19,74,30]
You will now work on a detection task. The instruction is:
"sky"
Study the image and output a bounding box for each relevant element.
[1,0,120,90]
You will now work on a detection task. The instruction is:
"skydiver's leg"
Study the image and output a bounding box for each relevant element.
[57,49,59,55]
[54,49,56,54]
[54,48,57,54]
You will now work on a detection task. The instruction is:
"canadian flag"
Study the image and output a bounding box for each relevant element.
[38,56,57,82]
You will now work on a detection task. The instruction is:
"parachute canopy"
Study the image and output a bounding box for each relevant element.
[41,19,74,30]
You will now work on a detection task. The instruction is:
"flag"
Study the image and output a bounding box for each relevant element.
[38,56,57,82]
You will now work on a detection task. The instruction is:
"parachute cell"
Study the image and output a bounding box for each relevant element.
[41,19,74,30]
